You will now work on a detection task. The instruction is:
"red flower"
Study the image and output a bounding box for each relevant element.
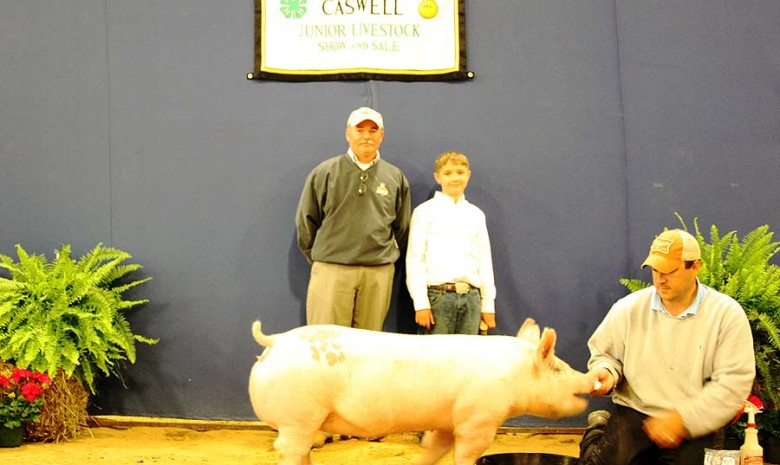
[11,368,32,383]
[30,372,51,385]
[0,376,9,389]
[20,382,44,402]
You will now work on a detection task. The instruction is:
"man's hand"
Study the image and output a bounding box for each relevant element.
[481,313,496,330]
[643,410,687,449]
[590,367,615,396]
[416,309,434,329]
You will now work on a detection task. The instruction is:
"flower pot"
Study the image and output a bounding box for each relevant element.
[0,424,24,447]
[723,436,740,450]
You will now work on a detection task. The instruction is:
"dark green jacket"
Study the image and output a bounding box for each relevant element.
[296,154,411,265]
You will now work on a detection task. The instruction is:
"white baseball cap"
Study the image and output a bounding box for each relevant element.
[347,107,384,130]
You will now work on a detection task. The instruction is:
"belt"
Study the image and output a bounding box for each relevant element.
[428,282,474,294]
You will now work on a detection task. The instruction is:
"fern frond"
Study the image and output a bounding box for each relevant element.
[756,312,780,352]
[619,278,651,292]
[0,278,24,293]
[110,276,152,296]
[755,350,780,408]
[99,264,143,287]
[739,226,779,265]
[699,225,736,289]
[115,298,150,310]
[674,212,689,232]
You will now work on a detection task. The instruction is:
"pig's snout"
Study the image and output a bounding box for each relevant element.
[537,372,594,419]
[572,371,601,406]
[570,371,600,410]
[582,371,601,395]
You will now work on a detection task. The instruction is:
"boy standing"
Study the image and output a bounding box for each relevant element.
[405,151,497,334]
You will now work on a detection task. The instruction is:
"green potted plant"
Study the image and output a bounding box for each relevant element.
[621,215,780,460]
[0,243,157,441]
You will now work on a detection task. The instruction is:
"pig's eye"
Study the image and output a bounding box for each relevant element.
[550,362,564,373]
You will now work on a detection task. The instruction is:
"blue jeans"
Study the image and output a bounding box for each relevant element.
[419,288,481,335]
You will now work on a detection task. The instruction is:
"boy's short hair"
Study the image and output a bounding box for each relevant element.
[434,151,470,172]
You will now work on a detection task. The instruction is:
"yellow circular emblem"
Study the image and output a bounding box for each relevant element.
[418,0,439,19]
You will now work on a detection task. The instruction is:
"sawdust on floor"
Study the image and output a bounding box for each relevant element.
[2,416,583,464]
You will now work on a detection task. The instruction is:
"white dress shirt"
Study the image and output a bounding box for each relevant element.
[405,191,496,313]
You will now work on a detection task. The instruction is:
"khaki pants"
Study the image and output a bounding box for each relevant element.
[306,261,394,331]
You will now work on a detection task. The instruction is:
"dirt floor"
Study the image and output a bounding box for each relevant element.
[3,416,582,465]
[7,417,775,465]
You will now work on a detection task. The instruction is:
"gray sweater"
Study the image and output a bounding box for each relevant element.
[588,284,755,437]
[296,154,410,266]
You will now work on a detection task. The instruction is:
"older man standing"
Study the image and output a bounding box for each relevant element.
[296,107,411,331]
[580,229,755,464]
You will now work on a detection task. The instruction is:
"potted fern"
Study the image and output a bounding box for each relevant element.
[621,215,780,459]
[0,243,157,442]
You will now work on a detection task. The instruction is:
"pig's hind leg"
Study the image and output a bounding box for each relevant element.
[274,427,317,465]
[416,430,455,465]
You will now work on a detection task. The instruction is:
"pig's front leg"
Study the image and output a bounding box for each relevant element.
[451,428,498,465]
[453,435,494,465]
[417,430,455,465]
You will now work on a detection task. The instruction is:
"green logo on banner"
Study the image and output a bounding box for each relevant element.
[280,0,307,19]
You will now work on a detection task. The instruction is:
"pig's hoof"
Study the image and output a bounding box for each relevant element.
[312,431,332,448]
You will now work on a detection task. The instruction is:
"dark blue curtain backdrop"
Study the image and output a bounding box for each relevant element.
[1,1,778,427]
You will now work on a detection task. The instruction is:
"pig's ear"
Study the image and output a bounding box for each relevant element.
[516,318,540,342]
[536,328,557,365]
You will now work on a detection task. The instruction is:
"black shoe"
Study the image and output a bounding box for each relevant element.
[587,410,611,428]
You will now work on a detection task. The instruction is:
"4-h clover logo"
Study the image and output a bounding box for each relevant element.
[280,0,307,19]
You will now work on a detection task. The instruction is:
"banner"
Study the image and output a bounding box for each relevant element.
[249,0,473,81]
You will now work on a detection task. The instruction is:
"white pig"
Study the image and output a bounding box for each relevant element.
[248,318,594,465]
